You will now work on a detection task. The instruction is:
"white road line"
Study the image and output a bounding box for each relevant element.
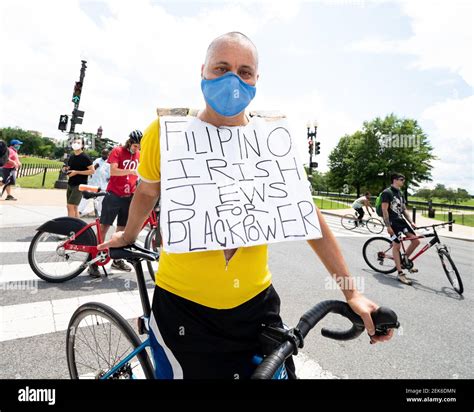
[293,352,339,379]
[0,289,155,342]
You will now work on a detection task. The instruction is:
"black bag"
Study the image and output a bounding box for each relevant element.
[0,140,8,167]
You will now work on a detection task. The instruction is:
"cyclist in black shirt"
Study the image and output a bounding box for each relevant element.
[64,137,95,217]
[381,173,420,285]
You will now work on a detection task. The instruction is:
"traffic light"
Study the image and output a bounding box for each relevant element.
[314,141,321,155]
[72,109,85,125]
[72,81,82,104]
[308,139,314,154]
[58,114,68,131]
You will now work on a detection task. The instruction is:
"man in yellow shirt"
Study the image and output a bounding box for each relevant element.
[98,32,393,379]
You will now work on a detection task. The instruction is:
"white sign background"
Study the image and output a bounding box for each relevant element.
[160,116,322,253]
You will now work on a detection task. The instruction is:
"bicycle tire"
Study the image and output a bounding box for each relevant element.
[341,214,357,230]
[438,249,463,295]
[144,227,161,283]
[28,230,92,283]
[66,302,155,379]
[362,237,398,274]
[366,218,384,234]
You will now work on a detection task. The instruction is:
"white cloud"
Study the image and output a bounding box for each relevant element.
[0,0,302,143]
[421,95,474,192]
[350,0,473,86]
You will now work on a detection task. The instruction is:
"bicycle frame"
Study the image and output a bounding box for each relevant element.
[62,218,110,266]
[396,226,442,262]
[98,259,286,380]
[61,207,158,268]
[100,260,152,379]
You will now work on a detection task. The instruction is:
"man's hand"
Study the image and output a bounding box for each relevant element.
[346,291,394,344]
[97,231,130,251]
[411,222,417,229]
[387,226,395,236]
[67,170,78,177]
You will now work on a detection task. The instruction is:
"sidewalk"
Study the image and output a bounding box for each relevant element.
[0,188,66,228]
[320,207,474,242]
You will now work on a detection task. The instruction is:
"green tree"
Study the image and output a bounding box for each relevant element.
[415,188,434,201]
[328,114,435,198]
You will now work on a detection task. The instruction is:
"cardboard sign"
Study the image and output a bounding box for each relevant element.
[160,116,322,253]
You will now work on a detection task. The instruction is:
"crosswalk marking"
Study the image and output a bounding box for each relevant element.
[0,289,155,342]
[0,218,367,378]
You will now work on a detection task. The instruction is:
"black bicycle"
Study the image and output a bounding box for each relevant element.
[66,243,400,379]
[362,221,463,295]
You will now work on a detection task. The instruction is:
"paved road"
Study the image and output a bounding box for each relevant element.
[0,215,472,379]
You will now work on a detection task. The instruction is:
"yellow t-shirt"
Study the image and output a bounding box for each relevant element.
[138,118,272,309]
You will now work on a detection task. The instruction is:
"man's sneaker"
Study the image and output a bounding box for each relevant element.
[111,259,132,272]
[397,272,413,285]
[88,264,101,278]
[409,267,418,274]
[5,195,17,201]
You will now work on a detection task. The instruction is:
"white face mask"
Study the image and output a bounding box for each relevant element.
[71,143,82,151]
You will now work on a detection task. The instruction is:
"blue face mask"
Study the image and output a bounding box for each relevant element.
[201,72,256,117]
[13,145,20,151]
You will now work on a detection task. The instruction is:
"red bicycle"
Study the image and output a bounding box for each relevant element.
[28,190,160,283]
[362,221,463,295]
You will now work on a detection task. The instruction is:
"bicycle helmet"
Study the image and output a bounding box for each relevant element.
[129,129,143,144]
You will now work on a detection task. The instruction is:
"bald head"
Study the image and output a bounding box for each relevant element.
[202,32,259,87]
[204,32,259,70]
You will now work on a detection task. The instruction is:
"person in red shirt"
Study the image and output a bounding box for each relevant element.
[89,130,142,277]
[0,139,23,201]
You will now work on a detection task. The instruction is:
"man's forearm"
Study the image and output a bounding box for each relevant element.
[111,168,134,177]
[76,170,94,176]
[382,210,391,227]
[307,209,359,299]
[123,187,159,242]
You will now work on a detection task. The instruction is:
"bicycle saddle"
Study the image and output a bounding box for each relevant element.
[109,243,160,262]
[82,191,107,199]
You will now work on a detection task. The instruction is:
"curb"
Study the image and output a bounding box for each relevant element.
[320,210,474,243]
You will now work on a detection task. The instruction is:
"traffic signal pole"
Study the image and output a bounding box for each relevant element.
[70,60,87,134]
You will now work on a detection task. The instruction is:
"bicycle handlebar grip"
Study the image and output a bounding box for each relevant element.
[371,307,400,336]
[321,306,399,340]
[251,342,293,380]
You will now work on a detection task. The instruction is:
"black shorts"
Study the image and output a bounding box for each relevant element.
[100,192,132,226]
[149,285,296,379]
[391,219,415,243]
[1,168,16,185]
[354,207,364,219]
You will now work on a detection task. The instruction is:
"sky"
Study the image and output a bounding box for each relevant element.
[1,0,473,192]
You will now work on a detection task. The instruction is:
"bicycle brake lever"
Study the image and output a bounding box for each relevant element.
[372,307,400,336]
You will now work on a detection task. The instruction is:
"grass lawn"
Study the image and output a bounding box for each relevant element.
[410,196,474,207]
[20,156,63,166]
[314,197,348,210]
[17,170,60,189]
[430,212,474,227]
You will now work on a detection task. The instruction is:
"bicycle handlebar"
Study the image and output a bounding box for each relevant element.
[415,221,454,230]
[251,300,399,379]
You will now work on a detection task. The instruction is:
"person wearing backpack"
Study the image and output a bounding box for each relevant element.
[379,173,420,285]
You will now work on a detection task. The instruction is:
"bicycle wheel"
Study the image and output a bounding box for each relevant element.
[366,218,384,234]
[341,214,357,230]
[28,230,91,282]
[362,237,397,274]
[438,249,463,295]
[144,227,161,282]
[67,302,154,379]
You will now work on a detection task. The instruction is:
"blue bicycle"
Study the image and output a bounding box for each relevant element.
[66,244,399,379]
